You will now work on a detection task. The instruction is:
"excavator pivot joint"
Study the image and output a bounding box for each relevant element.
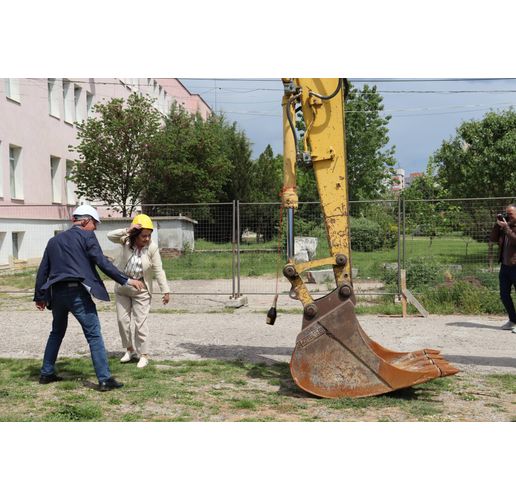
[303,303,318,319]
[283,264,298,279]
[338,284,352,299]
[335,253,347,266]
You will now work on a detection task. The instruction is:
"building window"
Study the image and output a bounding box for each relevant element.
[50,156,61,203]
[65,160,75,204]
[74,85,83,122]
[48,78,60,118]
[63,79,73,123]
[0,140,3,197]
[11,232,24,260]
[158,86,165,113]
[5,79,21,102]
[163,90,168,114]
[0,232,6,265]
[86,92,94,118]
[9,145,22,199]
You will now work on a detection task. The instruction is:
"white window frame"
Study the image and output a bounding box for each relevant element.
[0,140,3,198]
[65,160,75,204]
[9,145,23,200]
[74,85,83,122]
[163,90,168,114]
[159,86,166,113]
[11,231,24,260]
[0,232,6,266]
[5,79,21,102]
[50,156,61,203]
[63,79,74,124]
[48,78,60,118]
[86,91,94,118]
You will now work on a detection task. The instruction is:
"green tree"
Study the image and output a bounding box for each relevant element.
[402,167,450,244]
[432,109,516,198]
[220,122,254,202]
[249,145,283,202]
[243,145,284,241]
[144,104,232,204]
[403,165,445,201]
[345,83,397,200]
[69,94,162,216]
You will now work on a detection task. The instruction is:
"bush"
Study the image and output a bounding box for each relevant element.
[421,281,504,315]
[350,217,397,252]
[472,269,499,291]
[382,256,444,291]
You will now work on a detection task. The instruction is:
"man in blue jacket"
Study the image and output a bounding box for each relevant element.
[34,205,144,391]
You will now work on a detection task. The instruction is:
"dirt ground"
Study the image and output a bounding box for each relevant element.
[1,277,515,372]
[3,304,516,375]
[1,278,515,421]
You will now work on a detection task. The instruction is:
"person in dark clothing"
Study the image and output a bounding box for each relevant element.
[34,205,144,391]
[489,204,516,333]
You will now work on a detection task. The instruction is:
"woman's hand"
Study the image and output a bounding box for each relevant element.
[162,293,170,305]
[128,223,142,233]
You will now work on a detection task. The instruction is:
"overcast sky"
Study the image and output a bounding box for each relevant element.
[180,78,516,175]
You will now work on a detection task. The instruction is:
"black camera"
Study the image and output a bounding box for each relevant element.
[497,212,508,221]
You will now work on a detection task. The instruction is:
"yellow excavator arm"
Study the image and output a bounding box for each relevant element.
[277,78,458,398]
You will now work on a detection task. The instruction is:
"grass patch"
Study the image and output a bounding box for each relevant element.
[0,269,37,289]
[231,399,258,410]
[150,309,190,314]
[45,402,103,421]
[0,357,512,422]
[485,374,516,393]
[158,237,492,281]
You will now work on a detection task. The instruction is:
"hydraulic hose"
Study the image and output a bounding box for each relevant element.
[285,93,301,162]
[308,78,343,100]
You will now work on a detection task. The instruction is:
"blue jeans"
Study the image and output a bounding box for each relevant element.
[41,284,111,383]
[499,264,516,323]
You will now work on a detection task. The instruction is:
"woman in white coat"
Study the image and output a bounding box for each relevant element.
[107,214,170,368]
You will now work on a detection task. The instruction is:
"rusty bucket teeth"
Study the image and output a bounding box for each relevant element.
[290,288,459,399]
[357,326,441,363]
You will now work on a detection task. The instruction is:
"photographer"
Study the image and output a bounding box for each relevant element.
[489,204,516,332]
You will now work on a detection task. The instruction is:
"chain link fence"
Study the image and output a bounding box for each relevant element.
[401,197,511,271]
[1,197,513,300]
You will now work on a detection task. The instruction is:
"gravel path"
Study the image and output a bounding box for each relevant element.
[3,307,516,375]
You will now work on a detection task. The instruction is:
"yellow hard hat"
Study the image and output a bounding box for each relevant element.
[132,214,154,230]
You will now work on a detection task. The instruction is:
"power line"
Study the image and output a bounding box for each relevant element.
[16,78,516,95]
[181,77,516,83]
[218,101,515,118]
[5,78,516,119]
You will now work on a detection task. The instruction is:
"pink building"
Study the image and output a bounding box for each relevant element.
[405,171,423,188]
[0,78,211,267]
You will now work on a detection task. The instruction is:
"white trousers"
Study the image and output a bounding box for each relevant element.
[115,283,152,355]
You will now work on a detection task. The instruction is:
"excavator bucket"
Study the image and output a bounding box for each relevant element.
[290,286,459,398]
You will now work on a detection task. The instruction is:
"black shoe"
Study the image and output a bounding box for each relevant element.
[39,374,63,384]
[98,377,124,392]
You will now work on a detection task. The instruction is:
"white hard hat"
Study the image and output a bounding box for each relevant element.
[72,205,101,223]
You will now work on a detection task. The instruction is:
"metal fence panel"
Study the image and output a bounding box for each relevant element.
[402,197,513,275]
[141,203,235,295]
[1,197,513,300]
